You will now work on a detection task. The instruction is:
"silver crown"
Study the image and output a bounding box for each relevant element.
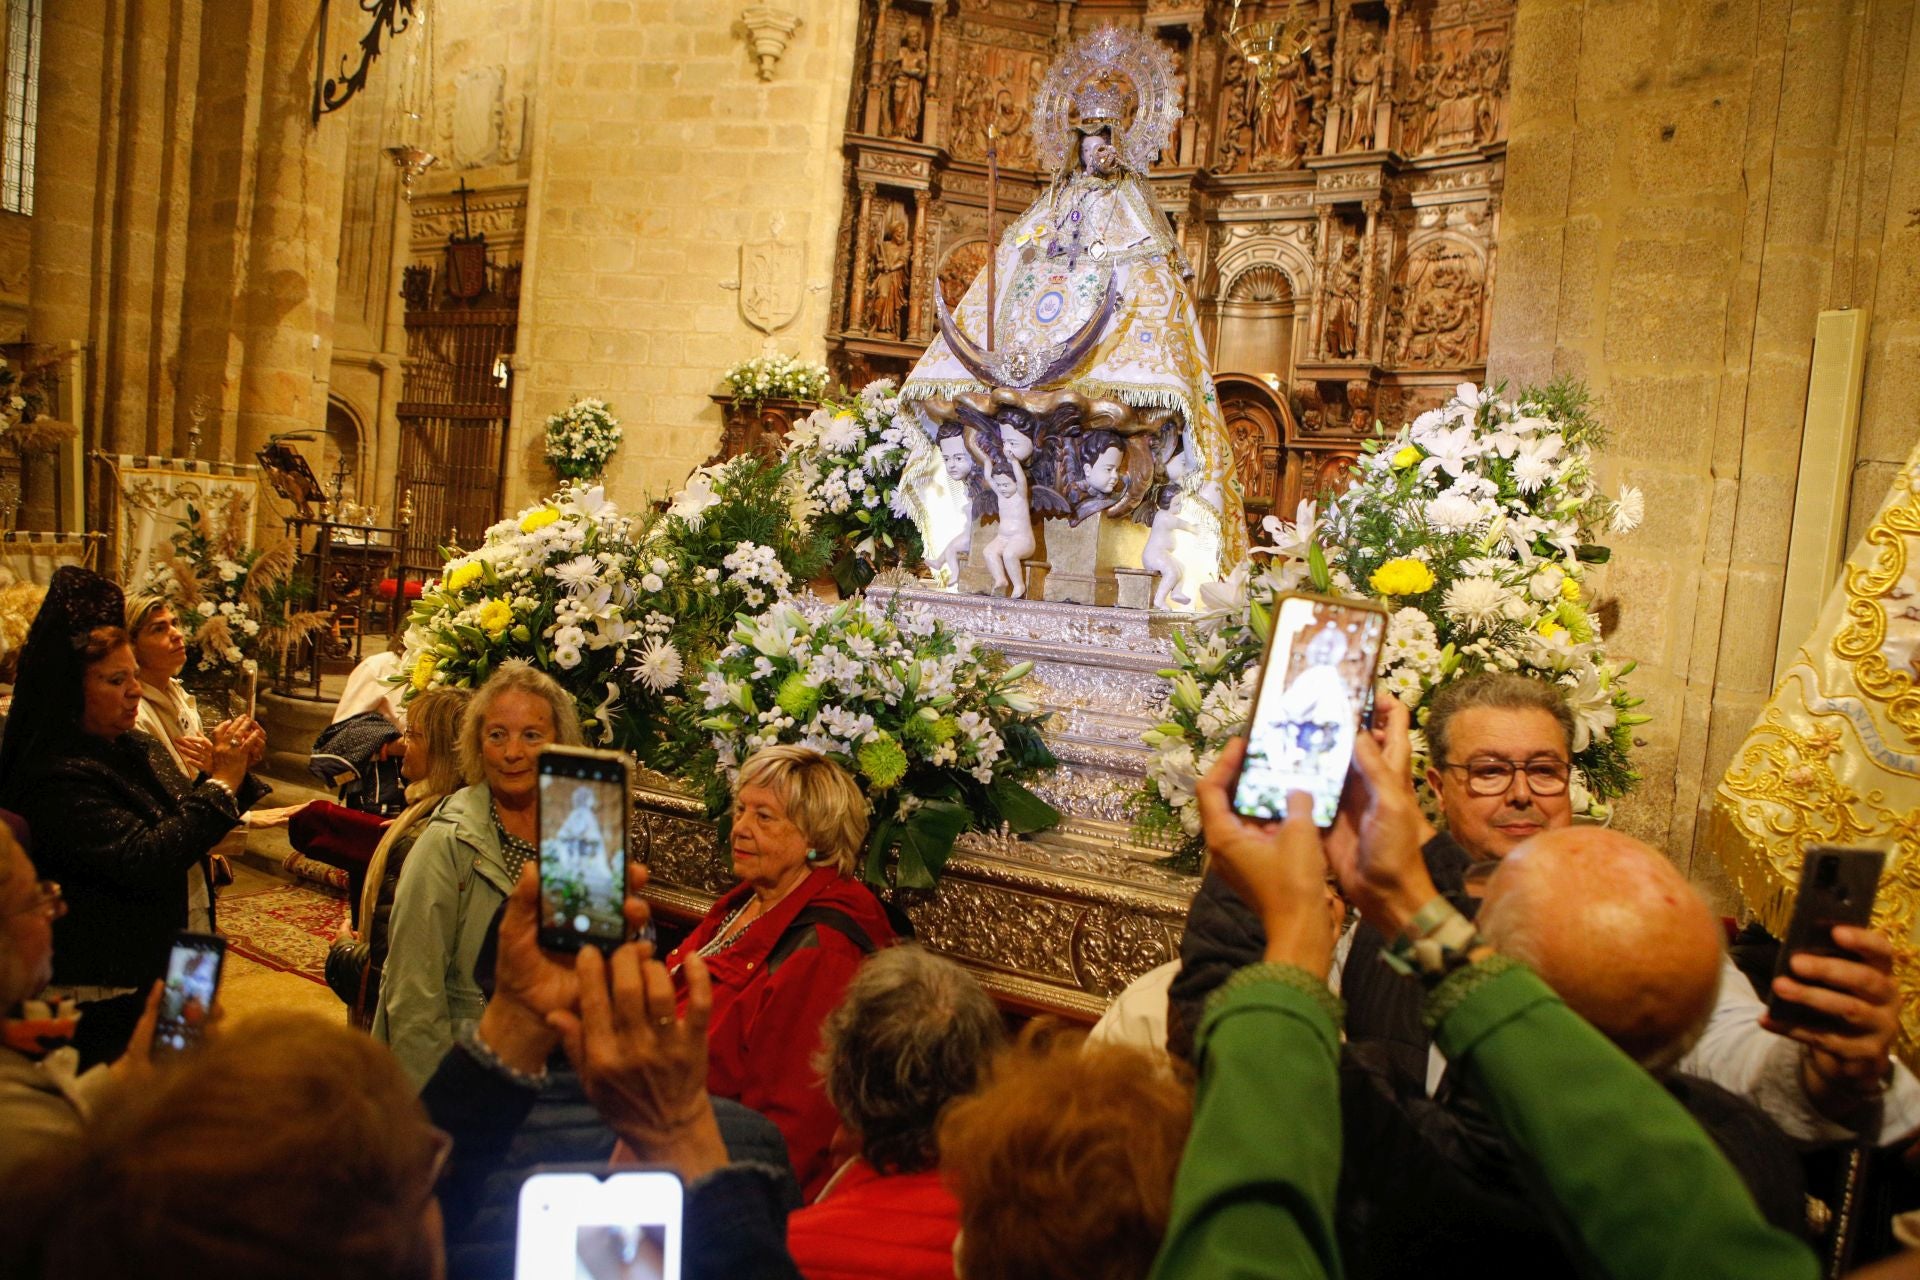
[1072,75,1131,127]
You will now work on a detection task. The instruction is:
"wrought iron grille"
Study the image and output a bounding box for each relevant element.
[394,308,516,572]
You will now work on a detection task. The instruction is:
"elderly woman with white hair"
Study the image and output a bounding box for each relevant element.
[661,744,896,1199]
[374,662,583,1086]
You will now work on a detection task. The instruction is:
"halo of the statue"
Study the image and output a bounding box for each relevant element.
[1032,24,1184,176]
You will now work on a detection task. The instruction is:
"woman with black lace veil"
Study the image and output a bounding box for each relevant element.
[0,567,269,1066]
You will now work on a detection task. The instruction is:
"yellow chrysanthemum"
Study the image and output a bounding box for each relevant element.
[1560,576,1582,602]
[477,598,513,638]
[1537,619,1566,640]
[445,562,483,593]
[1391,445,1422,470]
[519,506,561,534]
[411,653,437,691]
[1369,557,1435,597]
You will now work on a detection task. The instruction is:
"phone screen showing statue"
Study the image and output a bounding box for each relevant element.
[538,757,629,952]
[1233,598,1386,826]
[155,933,224,1057]
[515,1171,681,1280]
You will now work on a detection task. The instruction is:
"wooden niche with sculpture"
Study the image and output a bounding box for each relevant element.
[895,26,1248,612]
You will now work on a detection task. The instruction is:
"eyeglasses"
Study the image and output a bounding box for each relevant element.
[8,880,65,921]
[1440,758,1572,797]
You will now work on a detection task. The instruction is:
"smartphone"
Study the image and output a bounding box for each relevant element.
[514,1168,683,1280]
[537,745,634,954]
[1231,591,1389,827]
[1766,845,1886,1033]
[154,932,225,1058]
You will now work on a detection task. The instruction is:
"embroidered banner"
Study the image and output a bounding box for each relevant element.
[1714,443,1920,1063]
[108,455,260,587]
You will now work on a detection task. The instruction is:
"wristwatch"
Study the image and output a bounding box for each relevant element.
[1381,896,1486,982]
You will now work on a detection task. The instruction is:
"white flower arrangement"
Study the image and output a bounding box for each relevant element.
[397,485,675,744]
[1135,380,1646,865]
[684,595,1059,887]
[722,352,830,409]
[542,398,624,483]
[783,378,926,588]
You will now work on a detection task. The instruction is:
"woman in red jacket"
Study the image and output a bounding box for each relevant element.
[664,745,894,1197]
[787,944,1004,1280]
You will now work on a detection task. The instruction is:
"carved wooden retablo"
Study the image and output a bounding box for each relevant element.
[633,583,1203,1020]
[829,0,1514,546]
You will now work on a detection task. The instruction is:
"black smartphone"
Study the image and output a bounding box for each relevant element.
[154,931,225,1058]
[1766,845,1886,1034]
[1231,591,1389,827]
[537,745,635,954]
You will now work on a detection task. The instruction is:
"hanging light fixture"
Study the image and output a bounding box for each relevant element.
[1224,0,1316,111]
[385,0,438,193]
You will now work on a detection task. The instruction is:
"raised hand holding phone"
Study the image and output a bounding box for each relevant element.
[1197,739,1338,976]
[1230,592,1388,828]
[152,932,225,1059]
[536,746,636,954]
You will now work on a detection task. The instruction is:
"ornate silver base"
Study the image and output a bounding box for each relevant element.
[633,585,1205,1020]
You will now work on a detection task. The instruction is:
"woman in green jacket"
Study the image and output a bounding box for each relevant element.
[373,663,583,1087]
[1151,711,1820,1280]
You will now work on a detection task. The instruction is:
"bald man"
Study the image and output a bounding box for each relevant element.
[1478,827,1726,1071]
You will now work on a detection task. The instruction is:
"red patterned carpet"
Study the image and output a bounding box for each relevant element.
[219,883,348,986]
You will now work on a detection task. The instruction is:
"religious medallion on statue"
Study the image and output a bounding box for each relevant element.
[897,24,1247,610]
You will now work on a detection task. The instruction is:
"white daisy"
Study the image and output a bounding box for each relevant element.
[1442,577,1515,633]
[632,638,684,693]
[1611,485,1644,534]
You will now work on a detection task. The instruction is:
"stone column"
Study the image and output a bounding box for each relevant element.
[908,188,930,341]
[232,0,351,462]
[1357,198,1382,358]
[1308,205,1333,357]
[848,181,876,332]
[29,0,110,434]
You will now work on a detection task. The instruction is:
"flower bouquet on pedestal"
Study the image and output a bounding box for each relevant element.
[677,595,1059,889]
[542,398,624,483]
[782,379,925,593]
[1135,380,1647,868]
[141,496,330,708]
[397,485,674,746]
[721,352,831,411]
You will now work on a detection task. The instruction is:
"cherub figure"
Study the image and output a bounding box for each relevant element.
[1141,448,1197,610]
[973,421,1036,598]
[929,428,983,584]
[982,460,1036,598]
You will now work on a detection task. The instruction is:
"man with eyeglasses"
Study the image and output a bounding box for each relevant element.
[1173,670,1918,1145]
[0,822,163,1181]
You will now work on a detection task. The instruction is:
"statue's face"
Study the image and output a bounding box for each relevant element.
[1080,131,1120,176]
[989,469,1020,499]
[939,436,973,481]
[1085,446,1123,495]
[907,26,923,48]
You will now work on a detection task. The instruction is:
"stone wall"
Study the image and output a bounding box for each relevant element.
[1487,0,1920,901]
[510,0,858,509]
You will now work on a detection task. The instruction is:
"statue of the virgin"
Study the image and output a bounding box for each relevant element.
[896,24,1248,606]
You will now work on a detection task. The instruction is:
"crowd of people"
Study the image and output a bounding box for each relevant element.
[1,562,1918,1280]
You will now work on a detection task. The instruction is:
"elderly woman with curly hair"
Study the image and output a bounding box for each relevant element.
[374,663,582,1086]
[663,744,896,1198]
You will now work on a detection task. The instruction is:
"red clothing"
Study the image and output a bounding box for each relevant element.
[787,1160,960,1280]
[666,868,893,1198]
